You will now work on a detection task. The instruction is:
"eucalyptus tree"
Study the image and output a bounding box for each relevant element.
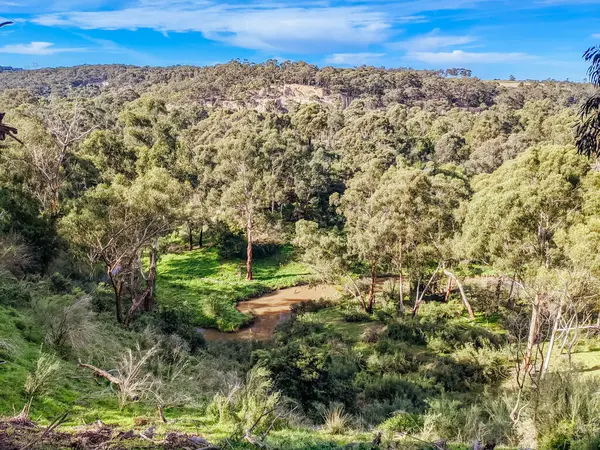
[294,220,368,310]
[462,145,590,378]
[372,163,472,316]
[368,164,437,312]
[61,168,184,326]
[120,96,189,179]
[576,45,600,158]
[335,161,387,313]
[213,111,287,280]
[4,98,100,215]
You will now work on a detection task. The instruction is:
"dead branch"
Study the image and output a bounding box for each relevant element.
[78,362,121,385]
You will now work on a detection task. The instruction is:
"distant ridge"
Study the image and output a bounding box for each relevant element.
[0,66,23,72]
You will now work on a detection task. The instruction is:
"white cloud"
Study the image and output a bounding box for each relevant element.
[0,41,87,55]
[407,50,536,64]
[592,33,600,39]
[393,28,476,51]
[33,3,392,53]
[324,52,386,65]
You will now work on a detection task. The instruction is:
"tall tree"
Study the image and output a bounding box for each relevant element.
[336,162,386,313]
[61,168,184,326]
[214,111,285,280]
[462,145,589,375]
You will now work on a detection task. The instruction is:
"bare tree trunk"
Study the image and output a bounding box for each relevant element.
[367,262,377,314]
[199,223,203,248]
[108,267,123,324]
[494,278,502,306]
[187,222,194,251]
[523,293,542,373]
[507,273,516,309]
[412,263,441,316]
[144,240,158,312]
[246,214,253,281]
[443,267,475,319]
[398,243,404,314]
[124,290,150,328]
[157,404,167,423]
[542,297,563,376]
[444,276,453,302]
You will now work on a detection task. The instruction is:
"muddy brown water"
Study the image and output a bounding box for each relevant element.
[202,284,339,341]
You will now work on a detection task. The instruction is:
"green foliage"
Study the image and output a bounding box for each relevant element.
[156,247,310,331]
[380,412,424,434]
[0,187,57,271]
[1,62,600,450]
[386,320,427,345]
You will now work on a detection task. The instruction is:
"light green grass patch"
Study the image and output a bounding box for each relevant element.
[156,247,312,331]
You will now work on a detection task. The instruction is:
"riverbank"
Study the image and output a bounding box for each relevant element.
[202,284,339,341]
[156,247,312,332]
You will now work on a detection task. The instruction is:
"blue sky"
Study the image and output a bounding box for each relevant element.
[0,0,599,80]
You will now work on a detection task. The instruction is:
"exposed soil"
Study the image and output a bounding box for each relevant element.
[0,418,217,449]
[202,284,338,341]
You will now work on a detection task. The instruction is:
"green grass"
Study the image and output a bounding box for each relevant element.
[310,307,374,341]
[156,247,312,331]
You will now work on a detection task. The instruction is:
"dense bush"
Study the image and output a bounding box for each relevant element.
[151,308,206,352]
[386,319,427,345]
[379,412,424,434]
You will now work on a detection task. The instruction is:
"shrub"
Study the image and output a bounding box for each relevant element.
[39,295,99,356]
[366,351,412,375]
[380,412,424,434]
[207,364,283,435]
[355,373,427,411]
[49,272,72,293]
[462,394,518,446]
[386,320,427,345]
[454,344,510,385]
[418,301,464,323]
[534,373,600,445]
[291,298,335,316]
[362,326,381,343]
[422,396,466,441]
[153,308,205,352]
[25,352,61,400]
[0,337,17,360]
[343,309,371,323]
[322,403,351,434]
[539,421,577,450]
[213,221,245,259]
[0,274,32,307]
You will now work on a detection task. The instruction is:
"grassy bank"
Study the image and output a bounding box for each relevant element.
[155,247,312,331]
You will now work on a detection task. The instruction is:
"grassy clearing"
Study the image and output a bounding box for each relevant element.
[156,247,312,331]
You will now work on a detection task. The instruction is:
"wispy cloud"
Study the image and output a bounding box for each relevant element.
[407,50,536,64]
[592,33,600,39]
[32,3,393,53]
[392,28,476,51]
[324,52,386,65]
[0,41,87,55]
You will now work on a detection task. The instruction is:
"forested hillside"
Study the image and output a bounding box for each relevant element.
[1,61,600,450]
